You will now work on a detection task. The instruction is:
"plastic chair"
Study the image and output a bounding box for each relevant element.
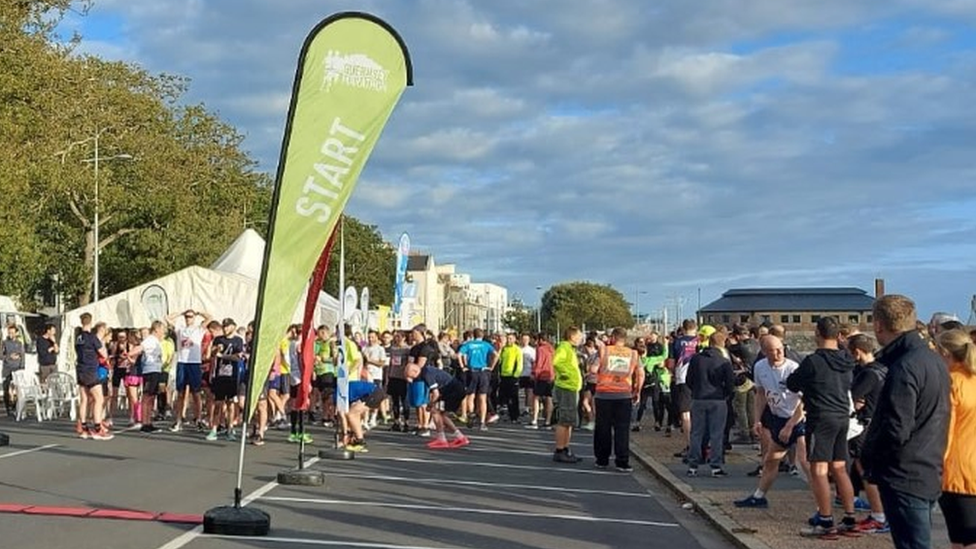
[45,372,79,421]
[11,370,49,422]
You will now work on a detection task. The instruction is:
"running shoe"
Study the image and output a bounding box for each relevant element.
[834,496,871,511]
[131,423,143,431]
[524,422,539,430]
[427,438,451,449]
[346,441,368,453]
[91,427,114,441]
[853,517,889,534]
[205,429,218,441]
[686,467,699,477]
[479,424,488,432]
[251,436,266,447]
[630,424,641,432]
[169,423,182,433]
[300,433,313,444]
[287,432,300,443]
[711,467,729,477]
[449,435,470,448]
[553,450,581,464]
[617,465,635,473]
[227,430,238,442]
[734,495,769,508]
[418,429,431,438]
[594,462,609,469]
[582,422,595,431]
[487,414,500,424]
[140,424,160,434]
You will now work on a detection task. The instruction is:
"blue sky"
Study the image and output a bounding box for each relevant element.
[58,0,976,322]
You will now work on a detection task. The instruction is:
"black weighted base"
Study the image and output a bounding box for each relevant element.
[318,448,355,460]
[0,432,9,447]
[203,505,270,536]
[277,469,325,486]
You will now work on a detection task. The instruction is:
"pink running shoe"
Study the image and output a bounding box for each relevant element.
[427,438,451,449]
[450,436,470,448]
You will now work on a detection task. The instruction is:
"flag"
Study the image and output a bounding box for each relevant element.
[295,228,339,412]
[246,12,412,419]
[393,232,410,320]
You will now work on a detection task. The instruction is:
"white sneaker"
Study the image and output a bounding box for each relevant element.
[169,423,182,433]
[525,422,539,430]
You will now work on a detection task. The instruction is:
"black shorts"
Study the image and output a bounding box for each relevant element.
[141,372,162,396]
[519,377,534,389]
[314,373,336,392]
[111,367,127,389]
[289,383,300,399]
[76,368,100,389]
[805,416,850,463]
[675,384,693,413]
[848,431,866,458]
[158,372,169,386]
[760,407,805,449]
[437,379,466,413]
[387,377,408,398]
[467,370,490,395]
[940,492,976,546]
[534,380,554,398]
[212,377,237,402]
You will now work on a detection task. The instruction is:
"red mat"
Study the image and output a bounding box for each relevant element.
[89,509,157,521]
[0,503,202,524]
[22,506,94,517]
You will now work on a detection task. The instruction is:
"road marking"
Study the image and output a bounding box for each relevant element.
[365,439,551,457]
[202,534,467,549]
[322,472,653,498]
[262,496,679,528]
[154,457,320,549]
[0,443,59,460]
[361,456,618,475]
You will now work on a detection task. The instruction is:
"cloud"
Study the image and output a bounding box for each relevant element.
[62,0,976,317]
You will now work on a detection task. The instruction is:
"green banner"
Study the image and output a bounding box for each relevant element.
[247,12,412,419]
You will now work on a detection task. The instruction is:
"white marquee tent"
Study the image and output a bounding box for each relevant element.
[58,229,340,368]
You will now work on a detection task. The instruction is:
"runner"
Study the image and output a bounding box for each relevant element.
[168,309,211,432]
[312,325,337,427]
[135,321,167,433]
[497,333,523,423]
[362,330,388,429]
[528,333,555,429]
[338,380,388,453]
[520,333,536,415]
[458,328,498,430]
[594,328,642,472]
[74,314,113,440]
[206,318,245,442]
[405,351,469,450]
[386,330,411,432]
[553,326,584,464]
[407,325,438,437]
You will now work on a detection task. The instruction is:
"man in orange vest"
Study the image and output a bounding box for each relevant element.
[593,327,644,472]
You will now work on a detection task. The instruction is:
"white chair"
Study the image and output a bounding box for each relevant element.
[46,372,79,421]
[11,370,49,422]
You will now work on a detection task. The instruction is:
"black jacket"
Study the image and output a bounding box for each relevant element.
[687,347,735,401]
[861,331,949,500]
[786,347,854,421]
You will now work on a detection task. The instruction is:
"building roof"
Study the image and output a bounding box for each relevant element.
[700,287,875,313]
[407,254,432,272]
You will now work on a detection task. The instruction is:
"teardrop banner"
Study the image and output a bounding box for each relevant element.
[245,12,412,423]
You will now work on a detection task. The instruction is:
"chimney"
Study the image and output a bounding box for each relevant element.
[874,278,885,298]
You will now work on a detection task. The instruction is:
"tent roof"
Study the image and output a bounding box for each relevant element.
[211,228,266,281]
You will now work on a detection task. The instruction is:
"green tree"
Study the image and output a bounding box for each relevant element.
[323,217,396,308]
[502,303,535,334]
[541,282,634,334]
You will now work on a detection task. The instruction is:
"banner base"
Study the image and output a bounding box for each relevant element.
[0,432,9,446]
[203,506,270,536]
[277,469,325,486]
[318,448,355,460]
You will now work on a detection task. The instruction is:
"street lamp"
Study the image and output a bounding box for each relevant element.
[82,138,132,302]
[535,285,542,333]
[635,289,648,325]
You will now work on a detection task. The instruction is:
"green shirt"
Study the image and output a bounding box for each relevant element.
[313,339,335,376]
[553,341,582,392]
[498,344,523,378]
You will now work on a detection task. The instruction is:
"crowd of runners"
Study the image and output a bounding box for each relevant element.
[2,293,975,548]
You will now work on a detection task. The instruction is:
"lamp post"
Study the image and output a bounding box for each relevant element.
[635,289,648,326]
[535,285,542,333]
[82,135,132,302]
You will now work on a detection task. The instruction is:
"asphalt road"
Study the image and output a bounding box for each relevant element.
[0,416,736,549]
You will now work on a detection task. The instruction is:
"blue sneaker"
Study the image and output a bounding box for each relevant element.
[834,496,871,511]
[734,495,769,508]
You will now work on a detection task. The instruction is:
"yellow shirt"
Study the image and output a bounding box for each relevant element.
[278,338,291,375]
[944,365,976,495]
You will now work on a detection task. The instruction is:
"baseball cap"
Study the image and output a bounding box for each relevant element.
[221,318,237,328]
[698,325,717,338]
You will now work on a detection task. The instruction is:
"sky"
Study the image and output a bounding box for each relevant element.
[58,0,976,322]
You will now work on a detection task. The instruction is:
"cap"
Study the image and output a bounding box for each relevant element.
[698,325,717,338]
[221,318,237,328]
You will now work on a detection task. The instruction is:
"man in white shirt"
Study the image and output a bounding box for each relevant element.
[362,330,388,428]
[520,334,536,413]
[136,321,166,433]
[734,335,807,508]
[167,309,211,432]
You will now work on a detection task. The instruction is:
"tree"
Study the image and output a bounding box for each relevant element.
[502,303,535,334]
[323,217,396,308]
[541,282,634,334]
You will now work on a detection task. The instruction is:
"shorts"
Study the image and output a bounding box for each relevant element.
[519,377,534,389]
[158,372,169,387]
[141,372,161,396]
[212,377,237,402]
[76,368,100,389]
[805,416,850,463]
[124,374,142,388]
[534,380,554,398]
[176,363,203,392]
[940,492,976,546]
[289,383,300,399]
[112,367,127,389]
[408,380,430,408]
[467,369,490,395]
[674,384,693,413]
[271,374,289,394]
[848,431,866,459]
[435,379,466,413]
[314,373,336,392]
[387,377,408,398]
[760,407,805,449]
[553,387,579,426]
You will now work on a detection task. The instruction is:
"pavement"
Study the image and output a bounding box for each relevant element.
[629,422,950,549]
[0,413,737,549]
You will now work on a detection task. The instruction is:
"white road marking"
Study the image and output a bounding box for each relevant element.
[0,443,59,460]
[361,455,618,475]
[153,457,320,549]
[201,535,467,549]
[321,472,653,498]
[262,496,680,528]
[365,439,552,457]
